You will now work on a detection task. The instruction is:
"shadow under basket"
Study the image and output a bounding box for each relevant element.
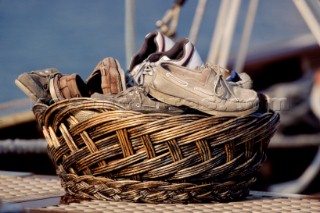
[33,98,280,204]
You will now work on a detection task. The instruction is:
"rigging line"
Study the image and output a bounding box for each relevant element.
[309,0,320,21]
[0,110,35,129]
[293,0,320,47]
[0,139,47,154]
[188,0,207,45]
[234,0,259,73]
[207,0,231,64]
[125,0,136,69]
[216,0,241,68]
[156,0,186,38]
[0,98,31,110]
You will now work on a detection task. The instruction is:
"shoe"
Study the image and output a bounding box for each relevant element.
[133,56,252,90]
[91,86,185,114]
[144,62,259,116]
[129,38,204,86]
[127,31,175,87]
[15,68,59,102]
[144,38,204,69]
[50,73,89,102]
[86,57,126,95]
[129,31,175,72]
[256,92,270,114]
[16,68,89,104]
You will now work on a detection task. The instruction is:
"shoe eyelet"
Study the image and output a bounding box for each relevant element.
[136,103,141,107]
[43,83,48,91]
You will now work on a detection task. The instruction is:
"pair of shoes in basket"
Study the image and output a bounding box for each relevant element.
[125,32,259,116]
[128,31,253,89]
[15,68,90,104]
[16,31,260,116]
[15,58,128,104]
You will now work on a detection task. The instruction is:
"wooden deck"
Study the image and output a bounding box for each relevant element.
[1,171,319,213]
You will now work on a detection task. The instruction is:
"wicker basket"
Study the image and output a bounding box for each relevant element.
[33,97,279,203]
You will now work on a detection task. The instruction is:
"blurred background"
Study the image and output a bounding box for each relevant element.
[0,0,310,104]
[1,0,320,196]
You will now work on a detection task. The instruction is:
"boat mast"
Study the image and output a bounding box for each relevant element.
[125,0,136,69]
[189,0,207,45]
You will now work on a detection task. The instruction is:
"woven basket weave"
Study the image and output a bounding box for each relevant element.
[33,97,279,203]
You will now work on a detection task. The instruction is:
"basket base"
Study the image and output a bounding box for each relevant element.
[59,170,255,204]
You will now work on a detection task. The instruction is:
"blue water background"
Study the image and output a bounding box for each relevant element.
[0,0,310,106]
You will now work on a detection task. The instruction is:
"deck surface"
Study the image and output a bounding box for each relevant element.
[1,171,320,213]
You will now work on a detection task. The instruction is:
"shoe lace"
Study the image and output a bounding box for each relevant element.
[206,64,240,101]
[133,58,157,85]
[114,86,144,106]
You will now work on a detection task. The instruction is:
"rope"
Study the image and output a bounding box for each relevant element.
[293,0,320,47]
[0,139,47,154]
[207,0,241,68]
[269,133,320,148]
[234,0,259,73]
[215,0,241,67]
[0,110,35,129]
[207,0,230,65]
[156,0,186,38]
[0,98,31,110]
[188,0,207,44]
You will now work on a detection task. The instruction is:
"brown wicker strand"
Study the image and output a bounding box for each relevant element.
[195,139,211,162]
[166,139,184,162]
[141,135,156,159]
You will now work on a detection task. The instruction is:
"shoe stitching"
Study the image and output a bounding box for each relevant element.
[165,72,188,86]
[193,87,216,96]
[114,86,144,109]
[113,86,168,111]
[134,61,156,85]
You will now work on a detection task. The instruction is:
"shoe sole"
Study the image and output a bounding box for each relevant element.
[148,86,259,116]
[103,58,126,94]
[88,58,127,95]
[15,76,39,101]
[114,59,127,92]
